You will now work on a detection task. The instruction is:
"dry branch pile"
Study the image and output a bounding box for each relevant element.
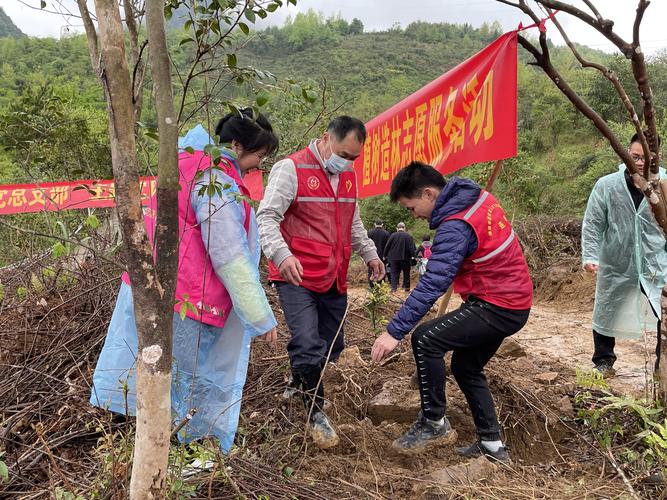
[0,223,654,499]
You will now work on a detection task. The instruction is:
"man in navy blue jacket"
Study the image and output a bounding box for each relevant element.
[371,162,532,462]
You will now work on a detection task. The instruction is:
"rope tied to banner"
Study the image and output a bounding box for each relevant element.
[517,10,559,33]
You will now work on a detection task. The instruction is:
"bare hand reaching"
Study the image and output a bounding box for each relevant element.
[259,327,277,350]
[279,256,303,286]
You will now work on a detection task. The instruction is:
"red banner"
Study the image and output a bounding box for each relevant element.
[0,178,156,215]
[354,31,517,198]
[0,170,266,216]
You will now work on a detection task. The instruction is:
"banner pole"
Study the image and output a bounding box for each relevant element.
[484,159,505,192]
[434,159,505,317]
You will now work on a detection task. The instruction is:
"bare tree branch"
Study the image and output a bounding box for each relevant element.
[76,0,100,76]
[582,0,604,23]
[522,1,660,178]
[123,0,145,123]
[628,0,661,178]
[132,40,149,111]
[534,0,631,56]
[633,0,650,49]
[496,0,542,25]
[516,34,667,228]
[546,7,651,177]
[17,0,88,20]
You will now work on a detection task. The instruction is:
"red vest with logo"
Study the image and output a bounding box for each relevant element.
[445,191,533,310]
[267,147,357,293]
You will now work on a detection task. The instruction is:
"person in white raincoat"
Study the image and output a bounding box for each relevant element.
[90,109,278,452]
[582,132,667,376]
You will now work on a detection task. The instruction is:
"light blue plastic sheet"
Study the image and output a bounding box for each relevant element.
[89,127,276,452]
[582,165,667,339]
[178,123,213,152]
[90,283,255,451]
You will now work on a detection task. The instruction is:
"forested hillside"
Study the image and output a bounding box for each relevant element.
[1,10,666,259]
[0,7,23,38]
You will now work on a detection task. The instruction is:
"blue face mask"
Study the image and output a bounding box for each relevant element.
[324,141,354,173]
[325,152,353,173]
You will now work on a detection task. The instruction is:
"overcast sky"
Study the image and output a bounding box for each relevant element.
[3,0,667,55]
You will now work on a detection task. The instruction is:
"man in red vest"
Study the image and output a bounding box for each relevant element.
[370,162,532,463]
[257,116,385,448]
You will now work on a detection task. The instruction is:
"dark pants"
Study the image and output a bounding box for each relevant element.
[389,259,411,291]
[411,297,530,441]
[592,286,661,370]
[275,282,347,413]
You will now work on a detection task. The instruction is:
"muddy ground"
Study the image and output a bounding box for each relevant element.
[0,227,664,498]
[232,263,661,499]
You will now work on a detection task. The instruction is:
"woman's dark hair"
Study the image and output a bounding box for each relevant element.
[215,107,279,155]
[422,235,430,241]
[389,161,446,202]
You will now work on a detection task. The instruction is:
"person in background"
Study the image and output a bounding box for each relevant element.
[90,109,278,452]
[384,222,416,292]
[582,132,666,377]
[256,116,384,449]
[371,162,532,463]
[416,234,433,277]
[367,219,390,285]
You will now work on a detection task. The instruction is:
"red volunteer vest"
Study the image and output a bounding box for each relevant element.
[268,147,357,293]
[445,191,533,310]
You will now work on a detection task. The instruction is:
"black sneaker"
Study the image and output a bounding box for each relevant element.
[593,362,616,378]
[457,440,510,463]
[308,411,339,449]
[392,413,457,453]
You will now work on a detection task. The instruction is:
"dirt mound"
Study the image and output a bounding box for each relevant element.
[0,235,649,499]
[240,288,630,499]
[513,216,598,308]
[514,217,582,280]
[534,263,596,308]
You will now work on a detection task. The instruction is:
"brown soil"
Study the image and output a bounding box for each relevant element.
[0,250,663,498]
[238,278,660,499]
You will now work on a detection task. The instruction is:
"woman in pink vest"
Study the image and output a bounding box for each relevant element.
[371,162,532,463]
[90,109,278,452]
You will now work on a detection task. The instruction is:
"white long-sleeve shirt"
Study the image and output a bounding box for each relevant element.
[256,140,378,267]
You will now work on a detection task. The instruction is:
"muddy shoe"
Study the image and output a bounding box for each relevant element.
[457,440,510,463]
[282,374,301,400]
[392,414,456,453]
[309,411,339,449]
[593,362,616,378]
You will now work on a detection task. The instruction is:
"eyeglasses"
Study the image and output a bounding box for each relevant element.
[630,153,645,163]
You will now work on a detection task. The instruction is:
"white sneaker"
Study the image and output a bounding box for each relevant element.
[181,458,215,477]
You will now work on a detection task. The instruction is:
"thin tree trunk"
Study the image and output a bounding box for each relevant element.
[128,0,179,496]
[92,0,174,496]
[76,0,99,76]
